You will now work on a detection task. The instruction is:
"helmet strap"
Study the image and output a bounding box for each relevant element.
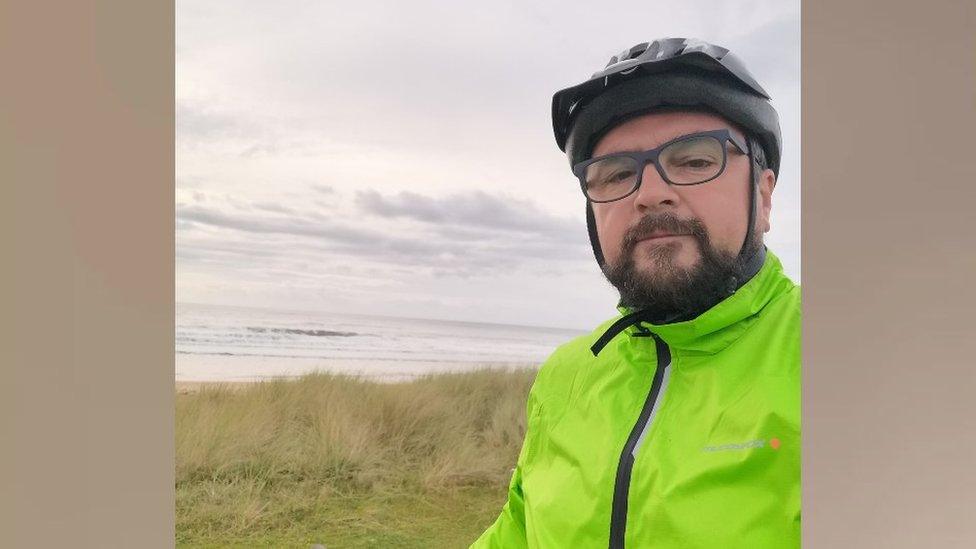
[585,201,605,267]
[733,135,768,294]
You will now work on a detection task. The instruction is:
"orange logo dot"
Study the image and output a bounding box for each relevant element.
[770,438,781,450]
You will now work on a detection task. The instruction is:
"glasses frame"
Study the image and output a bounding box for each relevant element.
[572,128,749,203]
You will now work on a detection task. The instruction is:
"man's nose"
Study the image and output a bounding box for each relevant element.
[632,162,681,213]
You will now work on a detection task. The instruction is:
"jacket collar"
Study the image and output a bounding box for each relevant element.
[591,249,794,356]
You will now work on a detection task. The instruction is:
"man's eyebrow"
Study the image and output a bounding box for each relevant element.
[655,128,729,144]
[601,128,735,155]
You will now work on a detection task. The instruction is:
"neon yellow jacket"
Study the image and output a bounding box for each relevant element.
[472,250,800,548]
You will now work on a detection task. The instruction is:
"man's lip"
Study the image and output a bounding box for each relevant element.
[636,233,688,242]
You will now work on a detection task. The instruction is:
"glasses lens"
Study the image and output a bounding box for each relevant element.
[659,135,725,185]
[582,156,640,201]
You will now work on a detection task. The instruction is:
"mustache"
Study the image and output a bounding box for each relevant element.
[621,213,709,252]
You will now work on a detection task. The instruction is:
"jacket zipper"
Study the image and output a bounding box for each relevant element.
[608,333,671,549]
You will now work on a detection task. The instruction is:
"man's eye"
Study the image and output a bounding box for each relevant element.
[677,157,716,169]
[601,170,635,183]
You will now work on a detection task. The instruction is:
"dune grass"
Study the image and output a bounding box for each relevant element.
[176,368,536,548]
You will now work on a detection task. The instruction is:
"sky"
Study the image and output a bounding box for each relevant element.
[176,0,800,330]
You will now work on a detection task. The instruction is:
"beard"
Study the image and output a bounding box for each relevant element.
[601,212,760,323]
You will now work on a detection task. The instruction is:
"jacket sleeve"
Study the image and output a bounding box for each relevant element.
[469,458,529,548]
[469,384,542,549]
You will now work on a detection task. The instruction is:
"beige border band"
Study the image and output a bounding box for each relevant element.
[1,1,175,546]
[803,0,975,546]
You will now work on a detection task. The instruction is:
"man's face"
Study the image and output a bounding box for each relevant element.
[589,110,775,313]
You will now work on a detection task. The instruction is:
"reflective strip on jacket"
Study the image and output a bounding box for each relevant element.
[472,250,801,548]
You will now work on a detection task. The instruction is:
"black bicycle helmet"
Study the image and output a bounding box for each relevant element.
[553,37,781,176]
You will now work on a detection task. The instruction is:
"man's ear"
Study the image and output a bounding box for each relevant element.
[759,168,776,233]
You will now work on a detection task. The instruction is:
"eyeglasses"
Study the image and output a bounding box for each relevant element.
[572,129,748,203]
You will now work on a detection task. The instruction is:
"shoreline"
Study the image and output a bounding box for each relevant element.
[175,363,539,393]
[176,380,256,394]
[176,354,538,387]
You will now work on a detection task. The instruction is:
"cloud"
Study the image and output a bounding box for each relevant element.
[355,189,584,241]
[252,201,297,215]
[177,102,251,141]
[176,196,591,280]
[176,203,382,244]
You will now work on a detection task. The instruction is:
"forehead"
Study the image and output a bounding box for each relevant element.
[591,110,746,157]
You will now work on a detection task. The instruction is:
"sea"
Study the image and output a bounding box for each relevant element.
[176,302,588,382]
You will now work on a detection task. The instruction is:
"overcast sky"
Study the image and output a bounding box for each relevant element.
[176,0,800,330]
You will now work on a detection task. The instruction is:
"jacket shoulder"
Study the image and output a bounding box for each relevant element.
[530,316,622,406]
[766,278,801,320]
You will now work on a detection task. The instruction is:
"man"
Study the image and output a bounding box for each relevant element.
[472,38,800,548]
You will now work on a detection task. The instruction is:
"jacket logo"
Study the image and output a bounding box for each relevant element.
[702,437,781,452]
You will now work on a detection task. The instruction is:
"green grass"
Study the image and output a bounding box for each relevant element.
[176,368,536,548]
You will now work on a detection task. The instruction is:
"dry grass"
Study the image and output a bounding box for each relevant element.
[176,368,535,547]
